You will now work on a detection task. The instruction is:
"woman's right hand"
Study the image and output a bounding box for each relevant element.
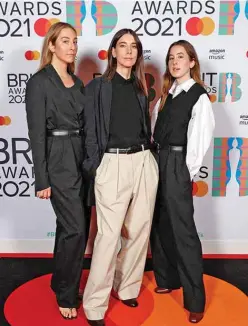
[36,187,51,199]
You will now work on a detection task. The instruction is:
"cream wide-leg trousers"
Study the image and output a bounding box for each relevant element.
[83,149,158,320]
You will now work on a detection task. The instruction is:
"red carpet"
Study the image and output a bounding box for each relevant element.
[4,271,248,325]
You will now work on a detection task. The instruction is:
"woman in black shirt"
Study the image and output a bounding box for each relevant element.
[82,29,158,326]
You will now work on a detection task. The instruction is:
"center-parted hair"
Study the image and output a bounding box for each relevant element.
[103,28,147,96]
[159,40,204,110]
[39,22,77,73]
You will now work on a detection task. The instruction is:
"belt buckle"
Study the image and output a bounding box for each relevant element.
[154,142,160,153]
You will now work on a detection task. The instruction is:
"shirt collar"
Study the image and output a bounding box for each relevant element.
[169,78,195,95]
[113,71,135,85]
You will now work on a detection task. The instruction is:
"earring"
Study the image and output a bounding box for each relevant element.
[75,56,77,61]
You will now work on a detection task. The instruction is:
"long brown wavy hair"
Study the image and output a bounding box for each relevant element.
[159,40,204,110]
[39,22,77,73]
[103,28,147,96]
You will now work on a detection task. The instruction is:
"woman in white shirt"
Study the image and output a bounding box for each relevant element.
[150,40,215,324]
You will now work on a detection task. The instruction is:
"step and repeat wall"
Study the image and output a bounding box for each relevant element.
[0,0,248,255]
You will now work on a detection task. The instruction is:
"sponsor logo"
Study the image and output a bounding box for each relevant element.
[98,49,108,60]
[0,116,11,126]
[25,50,40,60]
[143,49,151,61]
[209,48,225,60]
[34,18,60,37]
[239,115,248,125]
[186,16,215,36]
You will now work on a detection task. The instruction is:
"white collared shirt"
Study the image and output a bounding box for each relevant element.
[151,78,215,180]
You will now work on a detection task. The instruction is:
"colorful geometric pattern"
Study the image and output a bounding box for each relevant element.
[218,1,240,35]
[66,0,86,36]
[212,138,248,196]
[219,1,248,35]
[238,138,248,196]
[218,73,242,102]
[66,1,117,36]
[91,0,118,36]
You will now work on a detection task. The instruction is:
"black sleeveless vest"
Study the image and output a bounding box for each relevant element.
[154,83,207,148]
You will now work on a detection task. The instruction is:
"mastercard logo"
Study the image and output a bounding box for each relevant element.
[0,116,11,126]
[34,18,60,37]
[209,94,217,103]
[192,180,208,197]
[186,17,215,36]
[25,51,40,61]
[98,50,108,60]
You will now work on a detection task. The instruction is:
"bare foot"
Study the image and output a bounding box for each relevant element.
[71,308,77,318]
[59,307,72,319]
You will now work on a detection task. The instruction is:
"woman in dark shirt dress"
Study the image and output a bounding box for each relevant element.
[25,22,95,319]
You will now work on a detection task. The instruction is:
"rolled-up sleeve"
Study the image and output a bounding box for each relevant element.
[186,94,215,180]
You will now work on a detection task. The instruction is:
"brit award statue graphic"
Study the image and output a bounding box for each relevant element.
[225,73,233,103]
[234,0,248,33]
[66,0,118,36]
[226,138,241,196]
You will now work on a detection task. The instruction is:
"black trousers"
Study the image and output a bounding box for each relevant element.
[50,185,91,308]
[150,148,205,313]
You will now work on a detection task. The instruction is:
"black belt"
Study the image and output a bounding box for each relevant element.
[161,145,186,152]
[47,129,82,137]
[105,143,154,154]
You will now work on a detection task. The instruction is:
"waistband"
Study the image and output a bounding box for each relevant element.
[47,129,82,137]
[161,145,186,152]
[154,142,186,152]
[105,143,154,154]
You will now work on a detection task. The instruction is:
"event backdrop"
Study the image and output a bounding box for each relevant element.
[0,0,248,255]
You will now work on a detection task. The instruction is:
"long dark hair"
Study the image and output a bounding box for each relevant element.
[159,40,204,110]
[103,28,147,96]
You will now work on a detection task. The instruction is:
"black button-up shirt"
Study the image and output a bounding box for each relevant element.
[107,72,147,148]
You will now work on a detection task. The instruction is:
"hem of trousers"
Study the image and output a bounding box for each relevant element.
[184,303,205,314]
[154,279,181,290]
[113,290,139,301]
[51,286,79,308]
[157,285,181,290]
[84,309,105,320]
